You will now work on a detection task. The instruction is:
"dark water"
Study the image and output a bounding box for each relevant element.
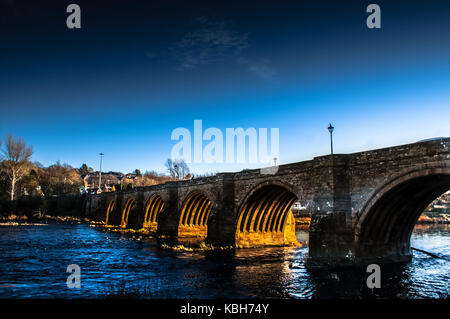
[0,223,448,299]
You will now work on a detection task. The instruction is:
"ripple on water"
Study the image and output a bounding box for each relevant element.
[0,223,448,298]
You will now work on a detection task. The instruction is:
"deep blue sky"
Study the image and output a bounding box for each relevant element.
[1,0,449,174]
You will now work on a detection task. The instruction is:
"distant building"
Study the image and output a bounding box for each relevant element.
[425,191,450,213]
[291,201,310,218]
[83,172,124,192]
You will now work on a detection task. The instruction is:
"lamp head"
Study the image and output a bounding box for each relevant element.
[328,123,334,134]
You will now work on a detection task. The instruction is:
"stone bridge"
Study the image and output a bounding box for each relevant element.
[85,138,450,267]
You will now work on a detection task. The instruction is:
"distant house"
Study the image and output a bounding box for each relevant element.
[425,191,450,214]
[83,171,124,192]
[291,201,310,218]
[292,201,306,211]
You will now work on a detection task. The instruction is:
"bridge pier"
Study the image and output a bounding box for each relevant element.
[306,155,357,268]
[207,174,236,246]
[156,183,179,237]
[307,212,357,268]
[110,193,123,226]
[127,191,145,229]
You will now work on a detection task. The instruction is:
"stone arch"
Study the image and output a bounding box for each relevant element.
[355,166,450,263]
[105,199,115,225]
[143,193,165,232]
[236,183,299,247]
[178,191,213,238]
[120,198,136,228]
[237,180,297,213]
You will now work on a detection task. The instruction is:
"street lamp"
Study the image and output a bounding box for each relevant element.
[328,124,334,155]
[99,153,104,191]
[174,163,179,180]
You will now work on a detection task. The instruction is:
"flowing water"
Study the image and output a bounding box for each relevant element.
[0,223,448,298]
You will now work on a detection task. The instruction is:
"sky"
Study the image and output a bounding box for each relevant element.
[1,0,450,174]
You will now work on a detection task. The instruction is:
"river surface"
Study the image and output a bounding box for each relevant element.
[0,223,448,299]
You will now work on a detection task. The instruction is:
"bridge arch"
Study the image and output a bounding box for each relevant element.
[355,167,450,263]
[120,198,136,228]
[143,194,165,232]
[178,191,213,238]
[105,199,115,225]
[236,182,299,247]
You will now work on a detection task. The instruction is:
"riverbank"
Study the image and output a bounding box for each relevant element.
[294,214,450,228]
[0,194,86,225]
[417,213,450,224]
[2,212,448,228]
[295,217,311,231]
[0,214,88,225]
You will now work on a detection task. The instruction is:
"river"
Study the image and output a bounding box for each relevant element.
[0,223,448,298]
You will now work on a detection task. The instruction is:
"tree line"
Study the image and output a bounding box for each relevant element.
[0,135,83,201]
[0,134,213,203]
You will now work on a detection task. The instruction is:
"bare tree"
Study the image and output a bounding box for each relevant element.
[165,158,174,178]
[165,158,190,180]
[0,134,34,200]
[177,159,190,179]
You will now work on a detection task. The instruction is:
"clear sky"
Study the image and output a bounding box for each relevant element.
[1,0,449,174]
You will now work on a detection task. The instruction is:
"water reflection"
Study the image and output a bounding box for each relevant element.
[0,223,448,298]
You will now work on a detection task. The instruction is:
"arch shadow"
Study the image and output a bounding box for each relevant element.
[120,198,136,228]
[236,183,299,248]
[143,194,165,233]
[178,191,213,238]
[105,199,115,225]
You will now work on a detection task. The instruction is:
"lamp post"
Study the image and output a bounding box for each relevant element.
[99,153,104,191]
[328,124,334,155]
[174,163,178,180]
